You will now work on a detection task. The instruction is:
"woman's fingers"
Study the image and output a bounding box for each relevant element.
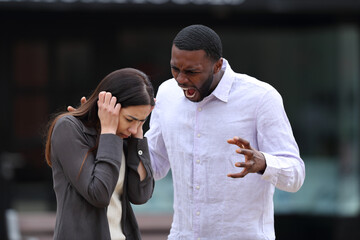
[110,95,118,110]
[98,92,119,112]
[98,91,106,106]
[114,103,121,113]
[104,92,112,105]
[97,91,120,134]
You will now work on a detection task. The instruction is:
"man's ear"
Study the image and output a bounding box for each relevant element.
[213,58,223,74]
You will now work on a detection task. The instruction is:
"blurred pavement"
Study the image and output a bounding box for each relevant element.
[17,211,172,240]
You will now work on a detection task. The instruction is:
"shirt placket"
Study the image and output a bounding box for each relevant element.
[193,103,204,240]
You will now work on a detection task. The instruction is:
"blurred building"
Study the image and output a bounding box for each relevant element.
[0,0,359,239]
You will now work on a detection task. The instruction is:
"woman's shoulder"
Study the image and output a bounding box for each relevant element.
[56,114,80,126]
[53,114,83,135]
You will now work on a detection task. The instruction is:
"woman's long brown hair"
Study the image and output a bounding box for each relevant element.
[45,68,155,168]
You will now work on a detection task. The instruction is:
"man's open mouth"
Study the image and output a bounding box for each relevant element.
[181,87,196,98]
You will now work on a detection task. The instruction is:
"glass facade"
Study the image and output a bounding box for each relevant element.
[0,4,359,239]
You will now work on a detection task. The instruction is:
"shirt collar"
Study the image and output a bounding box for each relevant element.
[211,58,235,103]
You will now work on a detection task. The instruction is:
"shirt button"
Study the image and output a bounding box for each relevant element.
[197,238,201,240]
[197,133,201,138]
[138,150,143,155]
[196,211,200,216]
[198,107,202,112]
[196,159,200,164]
[196,185,200,190]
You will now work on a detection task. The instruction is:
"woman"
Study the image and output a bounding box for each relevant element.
[45,68,155,240]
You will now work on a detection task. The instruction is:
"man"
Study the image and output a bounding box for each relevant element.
[144,24,305,240]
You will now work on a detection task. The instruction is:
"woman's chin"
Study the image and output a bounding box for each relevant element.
[118,133,130,139]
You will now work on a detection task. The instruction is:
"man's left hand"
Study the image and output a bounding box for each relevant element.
[227,136,266,178]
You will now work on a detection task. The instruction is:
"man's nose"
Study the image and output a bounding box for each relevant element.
[176,72,188,85]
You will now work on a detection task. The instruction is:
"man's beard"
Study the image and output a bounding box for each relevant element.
[197,73,214,102]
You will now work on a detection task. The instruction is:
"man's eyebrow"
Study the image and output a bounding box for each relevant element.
[126,115,147,122]
[171,65,199,72]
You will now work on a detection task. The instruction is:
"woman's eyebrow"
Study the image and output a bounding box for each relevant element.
[126,115,147,122]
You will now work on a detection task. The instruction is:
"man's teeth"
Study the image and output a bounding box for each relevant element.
[181,87,196,98]
[185,89,196,98]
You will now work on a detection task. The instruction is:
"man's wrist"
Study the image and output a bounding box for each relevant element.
[257,152,267,174]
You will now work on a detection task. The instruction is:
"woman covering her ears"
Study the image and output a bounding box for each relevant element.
[45,68,155,240]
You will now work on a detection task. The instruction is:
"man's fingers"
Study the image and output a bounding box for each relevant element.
[234,137,250,149]
[227,169,249,178]
[67,106,75,112]
[227,136,251,149]
[227,137,240,145]
[227,137,258,178]
[235,160,255,168]
[227,139,237,145]
[235,148,254,158]
[80,96,87,105]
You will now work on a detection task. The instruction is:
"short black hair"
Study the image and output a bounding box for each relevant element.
[173,24,222,62]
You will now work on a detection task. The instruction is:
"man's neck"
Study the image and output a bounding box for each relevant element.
[210,69,225,93]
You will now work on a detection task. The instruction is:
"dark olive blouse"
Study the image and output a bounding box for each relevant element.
[51,115,154,240]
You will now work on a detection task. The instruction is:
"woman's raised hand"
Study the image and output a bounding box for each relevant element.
[131,104,155,139]
[97,91,121,134]
[132,121,145,139]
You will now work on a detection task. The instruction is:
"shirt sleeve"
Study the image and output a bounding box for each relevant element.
[125,137,155,205]
[144,86,171,180]
[256,89,305,192]
[51,116,123,208]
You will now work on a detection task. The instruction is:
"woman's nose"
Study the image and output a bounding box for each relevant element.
[129,122,140,135]
[129,126,137,135]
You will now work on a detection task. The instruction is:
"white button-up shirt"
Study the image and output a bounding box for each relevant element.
[145,59,305,240]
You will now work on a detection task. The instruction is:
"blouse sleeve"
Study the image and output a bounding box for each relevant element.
[51,116,123,208]
[125,137,155,205]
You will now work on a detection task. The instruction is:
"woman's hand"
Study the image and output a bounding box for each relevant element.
[131,105,154,139]
[132,121,145,139]
[97,91,120,135]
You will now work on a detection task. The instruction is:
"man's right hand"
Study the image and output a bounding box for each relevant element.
[67,96,87,112]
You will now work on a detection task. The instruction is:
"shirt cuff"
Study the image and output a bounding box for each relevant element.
[96,134,123,163]
[261,152,280,186]
[126,137,151,168]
